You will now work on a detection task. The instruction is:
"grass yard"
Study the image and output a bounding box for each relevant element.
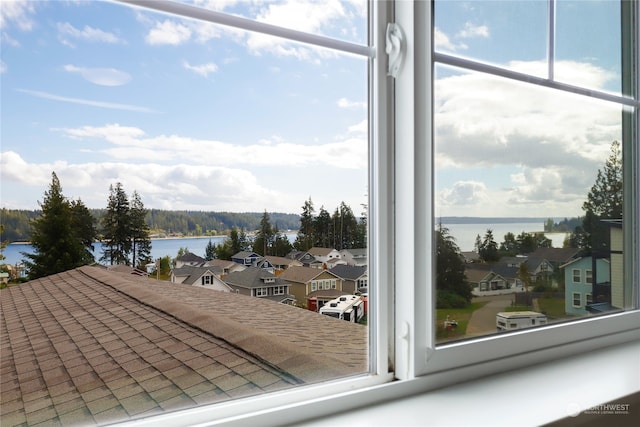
[436,301,488,341]
[504,305,532,312]
[537,297,566,319]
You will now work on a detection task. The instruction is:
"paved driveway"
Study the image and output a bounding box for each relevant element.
[466,294,515,337]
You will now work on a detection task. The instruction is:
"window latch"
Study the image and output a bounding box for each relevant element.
[385,22,405,78]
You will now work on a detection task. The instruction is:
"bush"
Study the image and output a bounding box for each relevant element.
[437,290,469,309]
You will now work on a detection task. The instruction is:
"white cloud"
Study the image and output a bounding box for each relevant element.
[17,89,158,113]
[456,22,489,39]
[0,60,6,73]
[434,27,467,52]
[337,97,366,109]
[56,22,123,47]
[0,151,286,211]
[435,60,621,216]
[348,119,367,134]
[183,61,218,77]
[0,0,36,31]
[52,123,367,170]
[64,64,132,86]
[145,20,192,45]
[439,181,489,207]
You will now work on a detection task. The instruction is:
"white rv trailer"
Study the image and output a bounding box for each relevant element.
[319,295,364,322]
[496,311,547,331]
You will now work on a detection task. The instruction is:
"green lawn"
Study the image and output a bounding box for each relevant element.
[537,298,566,319]
[436,301,488,340]
[504,305,531,312]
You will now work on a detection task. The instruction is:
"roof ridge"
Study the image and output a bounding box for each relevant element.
[76,266,357,382]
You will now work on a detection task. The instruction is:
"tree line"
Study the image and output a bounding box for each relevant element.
[0,208,300,243]
[195,198,366,262]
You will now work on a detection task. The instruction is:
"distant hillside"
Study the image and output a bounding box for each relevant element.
[0,208,300,243]
[438,217,549,224]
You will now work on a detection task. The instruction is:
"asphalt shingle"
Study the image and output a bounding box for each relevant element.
[1,265,367,426]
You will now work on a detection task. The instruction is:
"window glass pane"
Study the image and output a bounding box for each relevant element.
[434,64,626,344]
[0,0,368,424]
[434,0,547,77]
[555,0,622,94]
[179,0,367,45]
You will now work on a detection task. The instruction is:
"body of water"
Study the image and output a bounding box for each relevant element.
[2,236,227,267]
[1,224,567,267]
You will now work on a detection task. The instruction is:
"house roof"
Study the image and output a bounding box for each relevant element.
[231,251,260,260]
[306,247,336,257]
[264,255,301,267]
[106,265,149,276]
[526,247,580,264]
[340,248,367,258]
[176,252,206,263]
[279,266,337,284]
[181,267,224,285]
[203,259,241,270]
[330,265,367,281]
[223,267,285,289]
[0,266,366,426]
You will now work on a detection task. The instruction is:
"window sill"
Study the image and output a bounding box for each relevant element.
[294,339,639,427]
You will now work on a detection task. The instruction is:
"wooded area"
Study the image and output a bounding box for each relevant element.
[0,208,300,243]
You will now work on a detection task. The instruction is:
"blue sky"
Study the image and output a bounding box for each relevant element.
[1,0,625,219]
[1,0,368,214]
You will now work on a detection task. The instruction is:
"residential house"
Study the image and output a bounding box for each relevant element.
[222,267,294,303]
[326,257,348,269]
[0,266,366,425]
[466,266,513,294]
[562,257,610,316]
[279,266,347,309]
[264,255,303,274]
[295,251,324,269]
[460,251,480,264]
[231,251,262,266]
[306,247,342,266]
[524,258,555,284]
[171,265,231,292]
[527,247,580,269]
[202,259,245,276]
[340,248,368,266]
[174,252,206,268]
[330,265,368,294]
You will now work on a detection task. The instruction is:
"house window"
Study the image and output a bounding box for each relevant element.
[255,288,268,297]
[311,281,317,292]
[5,1,637,426]
[331,280,337,289]
[573,293,582,308]
[274,286,286,296]
[586,294,593,305]
[202,275,212,285]
[572,269,581,283]
[585,270,593,284]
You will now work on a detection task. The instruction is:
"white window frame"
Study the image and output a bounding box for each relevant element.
[573,292,582,308]
[572,268,582,283]
[394,0,639,381]
[586,269,593,284]
[110,1,638,426]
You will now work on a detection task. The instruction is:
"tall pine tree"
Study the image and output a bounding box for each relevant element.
[130,191,151,268]
[101,183,131,265]
[23,172,97,279]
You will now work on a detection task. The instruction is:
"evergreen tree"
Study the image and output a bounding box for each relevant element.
[478,229,499,262]
[294,198,315,251]
[314,206,332,248]
[130,191,152,268]
[205,239,216,261]
[436,223,470,308]
[332,202,358,250]
[254,210,274,256]
[353,203,367,249]
[580,141,623,253]
[101,183,131,265]
[500,232,517,256]
[272,227,293,256]
[23,172,97,279]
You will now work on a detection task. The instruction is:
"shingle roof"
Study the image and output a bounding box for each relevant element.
[1,266,367,426]
[223,267,285,289]
[526,247,580,264]
[330,265,367,280]
[307,247,335,257]
[279,266,334,283]
[176,252,206,263]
